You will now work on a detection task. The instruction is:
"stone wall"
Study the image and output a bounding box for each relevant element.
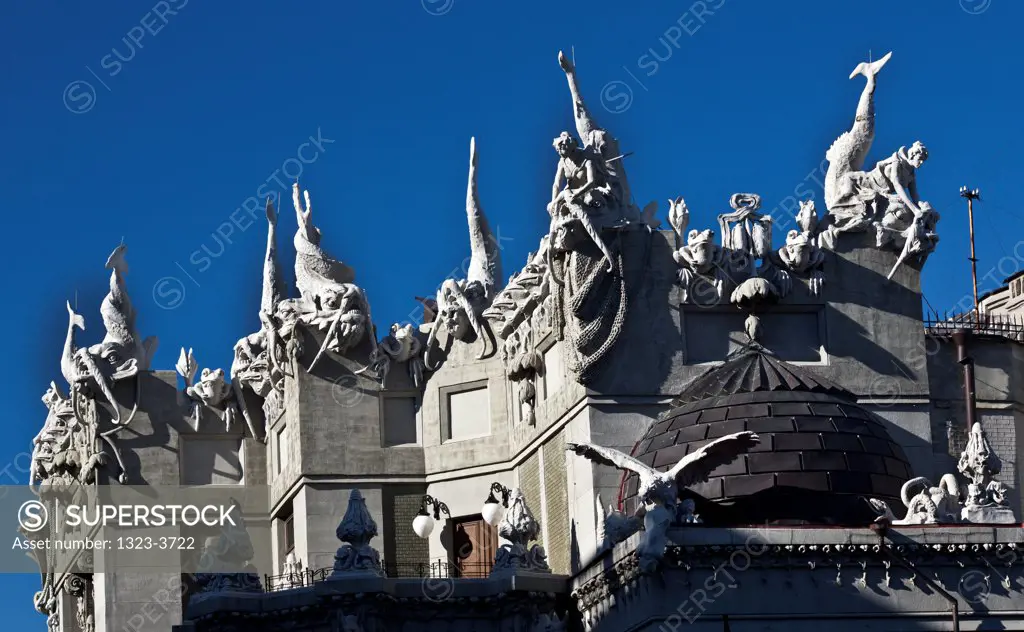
[573,526,1024,632]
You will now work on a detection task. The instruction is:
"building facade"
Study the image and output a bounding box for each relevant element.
[26,50,1024,632]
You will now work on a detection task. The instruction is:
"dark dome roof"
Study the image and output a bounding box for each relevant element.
[621,346,912,525]
[669,344,850,406]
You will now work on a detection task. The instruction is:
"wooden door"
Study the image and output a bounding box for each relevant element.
[450,514,497,578]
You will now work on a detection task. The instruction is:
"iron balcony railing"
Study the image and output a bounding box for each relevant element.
[263,559,494,592]
[924,310,1024,342]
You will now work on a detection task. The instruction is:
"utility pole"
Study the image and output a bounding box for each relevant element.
[960,186,981,322]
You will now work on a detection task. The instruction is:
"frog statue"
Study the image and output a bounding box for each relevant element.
[775,202,826,297]
[669,197,727,303]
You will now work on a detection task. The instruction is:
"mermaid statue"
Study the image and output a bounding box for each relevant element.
[822,52,938,267]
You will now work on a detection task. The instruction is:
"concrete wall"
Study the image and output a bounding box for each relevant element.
[91,371,268,631]
[420,335,510,474]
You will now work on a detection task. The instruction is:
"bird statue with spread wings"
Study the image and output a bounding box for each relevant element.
[567,431,759,512]
[567,431,760,569]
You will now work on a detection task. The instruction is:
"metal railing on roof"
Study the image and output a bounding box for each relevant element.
[924,310,1024,342]
[263,559,494,592]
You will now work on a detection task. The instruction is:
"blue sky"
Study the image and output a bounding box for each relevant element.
[1,0,1021,626]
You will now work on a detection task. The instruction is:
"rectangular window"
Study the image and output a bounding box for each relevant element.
[381,396,419,447]
[284,514,295,555]
[442,382,490,442]
[276,425,287,474]
[542,344,563,400]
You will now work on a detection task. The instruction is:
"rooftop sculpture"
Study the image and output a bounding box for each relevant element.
[821,52,939,277]
[547,51,649,384]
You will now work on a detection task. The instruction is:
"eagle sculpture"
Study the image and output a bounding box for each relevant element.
[567,431,760,513]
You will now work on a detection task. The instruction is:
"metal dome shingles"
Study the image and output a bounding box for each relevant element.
[670,345,851,406]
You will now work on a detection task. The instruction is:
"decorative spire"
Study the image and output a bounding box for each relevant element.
[958,423,1013,519]
[191,500,263,599]
[330,489,384,577]
[490,488,551,576]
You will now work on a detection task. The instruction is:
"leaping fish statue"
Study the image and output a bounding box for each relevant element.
[287,182,372,372]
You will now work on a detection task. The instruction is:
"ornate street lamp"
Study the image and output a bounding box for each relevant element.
[412,495,450,538]
[482,483,512,527]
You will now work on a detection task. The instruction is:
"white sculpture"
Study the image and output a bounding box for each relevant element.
[279,183,371,372]
[176,348,252,436]
[31,383,106,489]
[547,51,640,385]
[871,424,1016,525]
[958,423,1015,522]
[870,475,962,525]
[670,194,807,306]
[669,197,726,303]
[566,432,759,570]
[282,551,305,589]
[61,245,158,428]
[424,138,503,369]
[775,201,826,296]
[548,51,639,265]
[822,52,939,276]
[231,199,287,439]
[331,489,384,577]
[491,488,551,576]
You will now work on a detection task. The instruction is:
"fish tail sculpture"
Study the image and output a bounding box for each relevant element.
[100,245,136,351]
[425,138,503,369]
[60,302,85,387]
[260,197,286,380]
[262,197,285,316]
[465,136,502,301]
[292,182,356,299]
